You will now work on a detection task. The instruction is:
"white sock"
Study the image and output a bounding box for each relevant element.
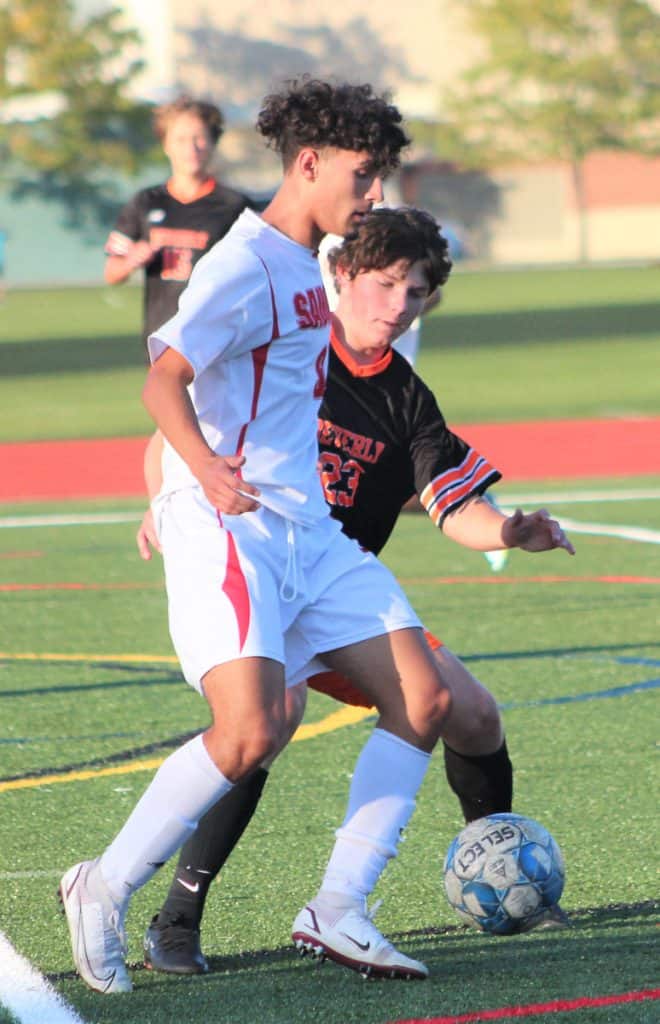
[319,728,431,904]
[100,734,233,903]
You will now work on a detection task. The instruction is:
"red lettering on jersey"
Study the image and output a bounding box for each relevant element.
[150,227,209,250]
[294,286,331,329]
[313,345,328,398]
[294,292,312,328]
[161,247,194,282]
[318,452,365,508]
[317,419,386,465]
[151,228,210,282]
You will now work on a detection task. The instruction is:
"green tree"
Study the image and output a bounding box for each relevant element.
[437,0,660,260]
[0,0,158,226]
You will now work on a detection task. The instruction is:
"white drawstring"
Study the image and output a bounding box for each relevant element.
[279,519,301,602]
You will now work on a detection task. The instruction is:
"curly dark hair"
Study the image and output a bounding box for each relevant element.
[153,96,225,145]
[257,77,409,173]
[327,207,453,294]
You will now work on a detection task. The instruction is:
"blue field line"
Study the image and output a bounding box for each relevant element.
[614,656,660,667]
[499,676,660,710]
[462,644,660,663]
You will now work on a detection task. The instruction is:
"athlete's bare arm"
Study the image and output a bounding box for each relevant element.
[136,432,164,561]
[442,495,574,555]
[142,346,260,515]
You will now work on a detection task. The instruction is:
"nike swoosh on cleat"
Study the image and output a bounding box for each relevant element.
[340,932,370,952]
[177,878,200,893]
[100,970,117,992]
[64,864,84,899]
[304,907,320,933]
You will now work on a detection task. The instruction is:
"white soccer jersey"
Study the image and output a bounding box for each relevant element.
[149,209,331,526]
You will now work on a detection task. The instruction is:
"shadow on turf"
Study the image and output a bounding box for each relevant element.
[47,899,658,987]
[0,726,200,785]
[4,640,658,699]
[425,302,660,350]
[0,669,182,700]
[0,335,145,377]
[5,642,658,783]
[4,301,659,380]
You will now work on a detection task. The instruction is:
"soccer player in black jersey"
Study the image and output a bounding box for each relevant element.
[136,207,573,975]
[104,96,250,352]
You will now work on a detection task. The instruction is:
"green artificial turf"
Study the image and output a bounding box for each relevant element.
[1,266,659,441]
[0,484,658,1023]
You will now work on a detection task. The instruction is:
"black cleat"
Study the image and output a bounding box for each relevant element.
[520,903,571,933]
[143,914,209,975]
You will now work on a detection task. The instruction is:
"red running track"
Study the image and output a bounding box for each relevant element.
[1,417,659,503]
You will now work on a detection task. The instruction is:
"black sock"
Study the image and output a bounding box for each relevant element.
[443,739,513,822]
[157,767,269,931]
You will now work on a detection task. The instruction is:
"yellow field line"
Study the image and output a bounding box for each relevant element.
[0,651,179,664]
[0,652,373,793]
[0,759,167,793]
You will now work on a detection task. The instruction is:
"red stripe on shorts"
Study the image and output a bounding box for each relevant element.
[221,531,251,651]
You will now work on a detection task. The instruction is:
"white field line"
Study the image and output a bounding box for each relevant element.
[496,486,660,505]
[1,486,660,531]
[553,516,660,546]
[494,502,660,546]
[0,512,141,529]
[0,870,61,880]
[0,931,88,1024]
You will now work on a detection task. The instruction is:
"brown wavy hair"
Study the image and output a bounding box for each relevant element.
[328,207,453,293]
[257,76,409,173]
[153,96,225,145]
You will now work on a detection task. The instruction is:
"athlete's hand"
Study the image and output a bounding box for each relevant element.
[196,453,261,514]
[136,507,161,561]
[127,239,159,270]
[502,508,575,555]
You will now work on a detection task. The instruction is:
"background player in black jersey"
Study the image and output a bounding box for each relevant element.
[104,96,250,353]
[136,207,573,975]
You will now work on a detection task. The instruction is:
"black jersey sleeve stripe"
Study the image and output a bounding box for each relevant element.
[421,451,501,526]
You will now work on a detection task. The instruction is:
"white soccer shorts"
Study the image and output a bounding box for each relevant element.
[154,487,421,694]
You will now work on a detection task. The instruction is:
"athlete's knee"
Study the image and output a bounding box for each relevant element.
[442,680,504,754]
[204,720,287,780]
[472,687,503,742]
[399,678,452,748]
[458,690,502,750]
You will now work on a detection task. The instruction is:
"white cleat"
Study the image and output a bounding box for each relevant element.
[484,549,509,573]
[292,898,428,980]
[59,859,132,993]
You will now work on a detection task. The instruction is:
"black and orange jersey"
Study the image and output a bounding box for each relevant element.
[318,328,501,555]
[104,179,249,347]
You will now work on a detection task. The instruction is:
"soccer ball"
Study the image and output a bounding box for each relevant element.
[443,812,565,935]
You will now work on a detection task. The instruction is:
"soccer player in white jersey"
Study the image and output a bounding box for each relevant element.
[137,209,571,977]
[57,79,560,993]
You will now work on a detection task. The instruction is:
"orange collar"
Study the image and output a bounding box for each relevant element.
[166,177,217,204]
[330,322,393,378]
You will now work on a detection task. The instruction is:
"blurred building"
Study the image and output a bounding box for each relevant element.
[401,152,660,266]
[109,0,660,267]
[3,0,659,283]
